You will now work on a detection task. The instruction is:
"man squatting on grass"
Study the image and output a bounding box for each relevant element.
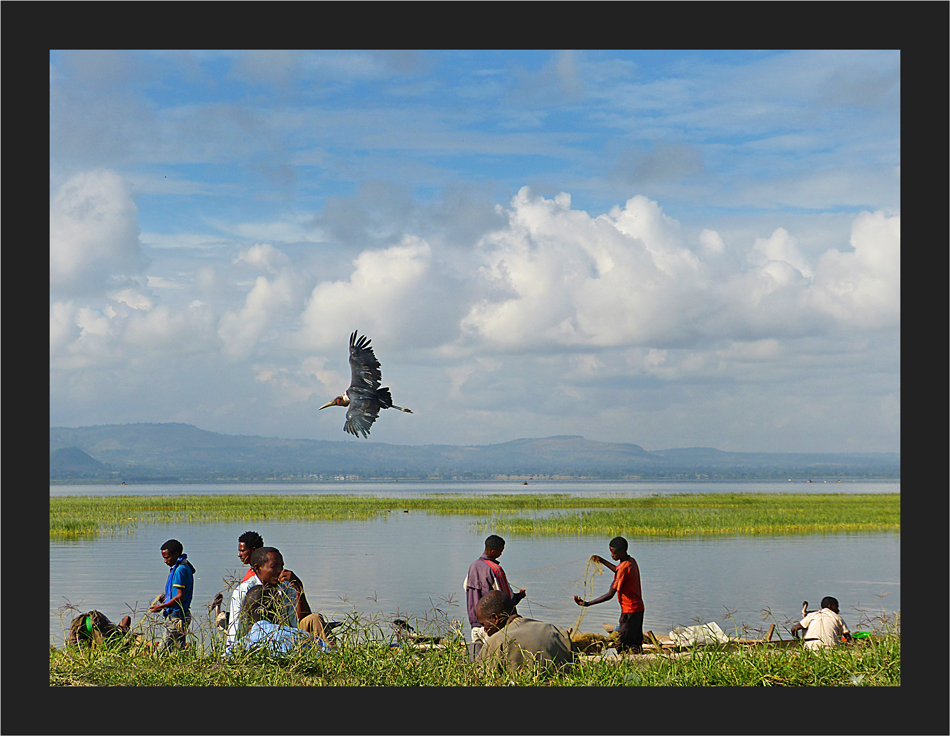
[790,596,852,650]
[230,584,328,656]
[225,546,325,654]
[574,536,645,653]
[475,590,575,673]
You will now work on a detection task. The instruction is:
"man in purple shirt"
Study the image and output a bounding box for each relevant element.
[464,535,526,649]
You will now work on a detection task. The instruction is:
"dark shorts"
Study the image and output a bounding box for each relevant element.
[616,611,644,652]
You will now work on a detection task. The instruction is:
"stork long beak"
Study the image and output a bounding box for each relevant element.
[320,395,349,410]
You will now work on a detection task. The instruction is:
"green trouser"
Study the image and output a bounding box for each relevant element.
[158,614,191,651]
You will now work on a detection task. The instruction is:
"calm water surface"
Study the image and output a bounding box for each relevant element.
[49,478,899,497]
[49,480,900,646]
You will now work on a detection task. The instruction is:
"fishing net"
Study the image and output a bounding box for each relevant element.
[570,557,605,634]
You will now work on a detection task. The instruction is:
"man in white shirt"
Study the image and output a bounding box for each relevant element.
[229,584,329,656]
[791,596,852,650]
[225,546,325,652]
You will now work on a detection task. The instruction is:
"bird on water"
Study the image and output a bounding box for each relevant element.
[319,330,412,438]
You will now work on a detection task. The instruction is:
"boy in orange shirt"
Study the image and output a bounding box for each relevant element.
[574,536,644,653]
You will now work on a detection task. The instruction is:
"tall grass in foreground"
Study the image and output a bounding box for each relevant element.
[50,615,900,687]
[50,493,899,539]
[51,590,900,688]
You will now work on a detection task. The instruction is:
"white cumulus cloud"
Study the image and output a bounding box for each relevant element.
[297,236,434,349]
[463,188,706,348]
[50,169,148,295]
[218,245,303,360]
[809,210,900,329]
[462,188,899,352]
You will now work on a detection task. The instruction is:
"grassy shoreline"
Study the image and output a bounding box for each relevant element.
[49,492,901,690]
[49,625,901,687]
[50,492,899,539]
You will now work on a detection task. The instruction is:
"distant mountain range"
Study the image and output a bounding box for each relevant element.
[49,423,900,482]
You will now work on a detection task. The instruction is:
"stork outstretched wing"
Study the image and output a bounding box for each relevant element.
[344,331,392,438]
[322,330,411,438]
[348,330,382,390]
[344,387,383,438]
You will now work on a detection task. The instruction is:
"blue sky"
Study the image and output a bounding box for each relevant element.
[50,50,900,452]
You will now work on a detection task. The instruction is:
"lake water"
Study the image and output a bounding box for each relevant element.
[49,480,900,647]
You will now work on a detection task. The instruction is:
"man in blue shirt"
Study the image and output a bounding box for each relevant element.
[149,539,195,650]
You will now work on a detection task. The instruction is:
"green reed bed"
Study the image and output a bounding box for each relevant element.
[483,493,900,536]
[50,494,411,537]
[50,492,899,539]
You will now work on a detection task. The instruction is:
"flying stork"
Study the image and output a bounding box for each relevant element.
[319,330,412,438]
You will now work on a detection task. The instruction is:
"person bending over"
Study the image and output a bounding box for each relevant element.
[475,590,574,673]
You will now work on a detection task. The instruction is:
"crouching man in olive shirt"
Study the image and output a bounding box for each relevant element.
[475,590,575,673]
